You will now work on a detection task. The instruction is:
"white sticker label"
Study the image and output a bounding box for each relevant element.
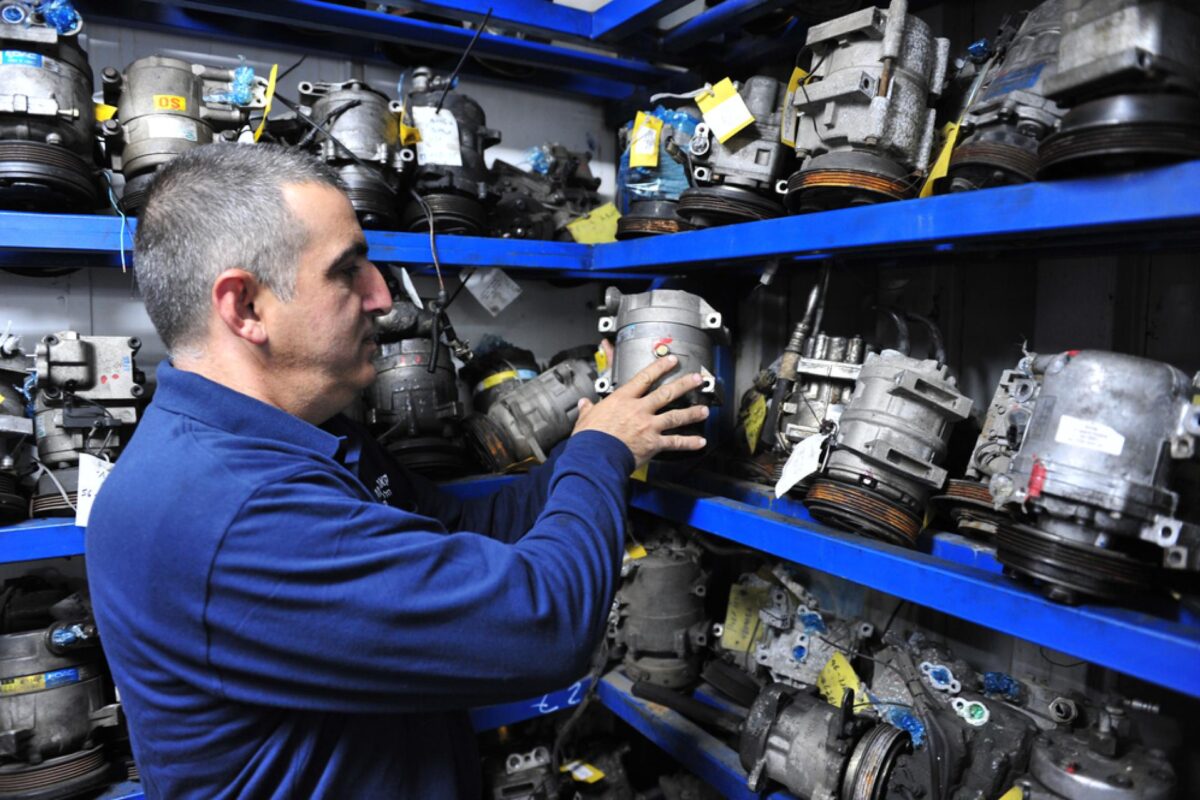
[412,106,463,167]
[75,453,115,527]
[463,268,521,317]
[145,115,199,142]
[775,433,828,498]
[1054,414,1125,456]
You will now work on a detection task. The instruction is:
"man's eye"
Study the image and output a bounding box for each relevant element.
[341,264,361,277]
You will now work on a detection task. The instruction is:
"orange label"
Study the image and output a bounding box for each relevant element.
[153,94,187,112]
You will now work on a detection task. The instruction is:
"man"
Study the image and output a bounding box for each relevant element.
[87,144,710,799]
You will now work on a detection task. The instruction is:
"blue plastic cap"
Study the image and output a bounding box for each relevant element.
[203,65,256,106]
[527,145,552,175]
[798,611,828,634]
[37,0,80,33]
[967,38,990,62]
[982,671,1022,700]
[929,667,951,685]
[2,5,26,23]
[791,645,807,661]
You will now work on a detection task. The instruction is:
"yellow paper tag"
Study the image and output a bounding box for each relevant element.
[817,652,869,708]
[560,760,606,784]
[740,393,768,455]
[780,66,808,147]
[594,348,608,375]
[566,202,620,244]
[95,103,117,122]
[696,78,755,143]
[919,121,960,198]
[626,543,648,560]
[398,107,422,146]
[153,94,187,112]
[998,788,1023,800]
[630,463,649,482]
[629,111,662,169]
[720,583,770,652]
[253,63,279,143]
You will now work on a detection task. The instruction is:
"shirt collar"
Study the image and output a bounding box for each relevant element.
[150,360,343,459]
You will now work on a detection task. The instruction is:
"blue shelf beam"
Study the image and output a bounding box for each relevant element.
[0,212,592,274]
[628,480,1200,698]
[470,677,593,731]
[370,0,594,40]
[0,520,85,564]
[591,160,1200,271]
[597,671,792,800]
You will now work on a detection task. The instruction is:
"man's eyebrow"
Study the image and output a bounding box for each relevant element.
[327,240,369,272]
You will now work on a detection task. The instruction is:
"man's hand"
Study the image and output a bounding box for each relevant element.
[573,355,709,467]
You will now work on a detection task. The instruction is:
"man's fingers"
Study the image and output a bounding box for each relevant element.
[654,405,710,431]
[660,434,708,452]
[644,371,704,411]
[577,397,593,412]
[617,355,679,398]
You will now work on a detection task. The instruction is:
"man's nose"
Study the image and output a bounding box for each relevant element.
[362,262,393,314]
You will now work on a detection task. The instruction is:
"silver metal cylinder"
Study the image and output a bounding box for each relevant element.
[949,0,1068,190]
[0,9,98,210]
[466,357,598,472]
[989,350,1200,601]
[807,350,972,547]
[298,79,413,229]
[778,334,865,452]
[101,55,265,210]
[611,537,709,689]
[785,0,950,210]
[595,287,725,416]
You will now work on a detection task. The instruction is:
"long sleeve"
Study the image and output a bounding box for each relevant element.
[405,438,580,543]
[203,430,634,714]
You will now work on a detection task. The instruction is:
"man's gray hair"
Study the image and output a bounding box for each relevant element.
[134,144,343,354]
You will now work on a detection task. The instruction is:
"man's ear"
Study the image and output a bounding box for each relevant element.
[212,269,268,345]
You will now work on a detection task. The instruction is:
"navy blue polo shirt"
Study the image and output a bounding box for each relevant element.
[86,362,633,799]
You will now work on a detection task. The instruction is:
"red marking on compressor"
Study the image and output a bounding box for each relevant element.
[1028,458,1047,499]
[651,337,674,358]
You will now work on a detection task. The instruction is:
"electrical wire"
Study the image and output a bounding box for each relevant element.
[277,54,308,82]
[1038,646,1085,669]
[435,8,494,113]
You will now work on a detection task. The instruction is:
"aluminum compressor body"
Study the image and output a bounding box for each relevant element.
[32,332,144,517]
[739,685,908,800]
[678,75,793,227]
[101,55,266,212]
[610,536,709,689]
[752,585,874,690]
[934,361,1042,539]
[401,67,500,235]
[949,0,1068,190]
[489,144,601,240]
[596,288,725,444]
[776,333,865,453]
[806,350,973,547]
[298,79,413,229]
[988,350,1200,603]
[465,357,598,472]
[785,0,950,211]
[0,628,113,797]
[1038,0,1200,177]
[0,336,31,523]
[0,7,98,211]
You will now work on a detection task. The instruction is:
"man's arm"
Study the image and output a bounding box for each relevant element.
[204,430,633,714]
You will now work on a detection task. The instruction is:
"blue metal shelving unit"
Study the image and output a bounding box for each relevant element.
[5,1,1200,792]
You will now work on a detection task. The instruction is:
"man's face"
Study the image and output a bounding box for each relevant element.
[264,183,392,405]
